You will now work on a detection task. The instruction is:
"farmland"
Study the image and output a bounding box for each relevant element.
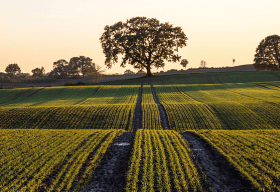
[126,130,203,192]
[194,130,280,192]
[1,71,280,191]
[0,129,124,191]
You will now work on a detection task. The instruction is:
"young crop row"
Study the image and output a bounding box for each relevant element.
[0,88,29,104]
[126,130,203,191]
[176,84,279,129]
[0,85,139,107]
[0,129,124,191]
[163,103,223,131]
[195,130,280,192]
[154,85,223,131]
[142,86,162,129]
[79,85,138,105]
[0,105,134,131]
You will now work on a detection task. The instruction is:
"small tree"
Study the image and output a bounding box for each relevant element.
[180,59,188,69]
[254,34,280,70]
[5,63,21,76]
[200,60,206,68]
[31,67,45,77]
[100,16,188,77]
[124,69,135,75]
[233,59,235,66]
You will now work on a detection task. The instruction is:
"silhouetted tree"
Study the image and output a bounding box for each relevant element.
[100,16,188,76]
[5,63,21,76]
[69,56,94,78]
[233,59,235,66]
[200,60,206,68]
[254,34,280,71]
[31,67,45,77]
[180,59,188,69]
[85,64,104,83]
[51,59,69,78]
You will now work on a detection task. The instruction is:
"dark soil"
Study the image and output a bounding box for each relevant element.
[206,75,214,84]
[81,132,135,192]
[257,84,271,89]
[150,84,170,130]
[269,83,280,88]
[214,75,222,84]
[181,132,256,192]
[133,84,143,131]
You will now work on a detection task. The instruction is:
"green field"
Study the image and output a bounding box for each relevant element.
[0,129,124,191]
[1,71,280,191]
[126,130,203,192]
[194,130,280,192]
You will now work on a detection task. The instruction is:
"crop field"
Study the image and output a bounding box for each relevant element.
[126,130,203,192]
[194,130,280,192]
[0,129,124,191]
[1,71,280,191]
[142,86,162,129]
[154,82,280,131]
[0,85,138,131]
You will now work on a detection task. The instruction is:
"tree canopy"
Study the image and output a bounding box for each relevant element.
[200,60,206,68]
[32,67,45,77]
[5,63,21,76]
[180,59,188,69]
[49,56,101,80]
[254,34,280,71]
[100,16,188,76]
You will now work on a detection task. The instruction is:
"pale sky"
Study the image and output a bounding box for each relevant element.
[1,0,279,74]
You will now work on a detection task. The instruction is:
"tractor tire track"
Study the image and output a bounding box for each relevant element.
[149,83,170,130]
[18,88,44,102]
[0,89,31,105]
[214,75,222,84]
[181,131,256,192]
[81,132,135,192]
[206,75,214,84]
[133,84,143,132]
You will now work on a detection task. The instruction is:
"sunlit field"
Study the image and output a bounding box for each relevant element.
[1,71,280,191]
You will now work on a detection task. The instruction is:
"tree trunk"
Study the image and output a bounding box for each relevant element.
[146,65,152,77]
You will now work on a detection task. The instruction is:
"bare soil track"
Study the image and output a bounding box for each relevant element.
[206,75,214,84]
[214,75,222,84]
[150,84,170,130]
[81,132,135,192]
[19,88,44,102]
[181,131,256,192]
[133,84,143,131]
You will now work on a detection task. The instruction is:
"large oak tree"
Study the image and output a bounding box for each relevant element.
[254,34,280,70]
[100,16,188,76]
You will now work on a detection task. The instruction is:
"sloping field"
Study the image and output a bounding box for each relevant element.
[0,129,124,191]
[0,86,138,131]
[154,82,280,131]
[1,71,280,191]
[194,130,280,192]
